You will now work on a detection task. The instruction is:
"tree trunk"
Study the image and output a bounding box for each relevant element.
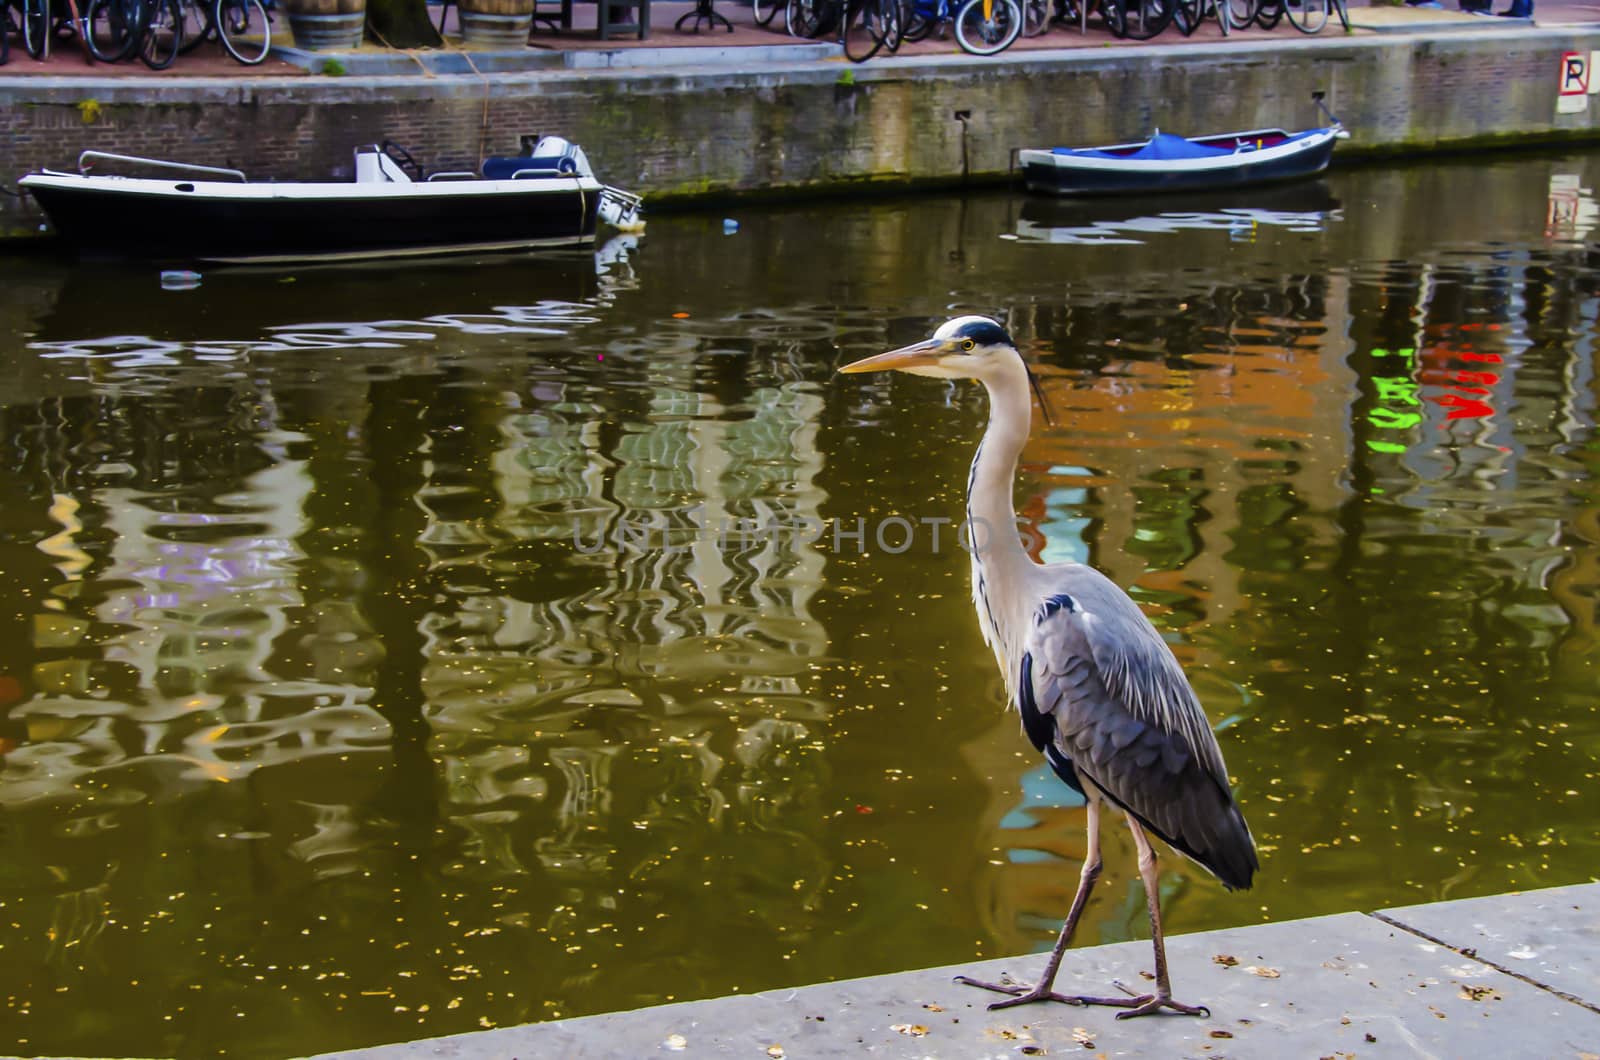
[365,0,443,48]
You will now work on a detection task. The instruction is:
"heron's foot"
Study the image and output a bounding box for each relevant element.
[1102,979,1210,1020]
[953,974,1087,1010]
[1111,994,1209,1019]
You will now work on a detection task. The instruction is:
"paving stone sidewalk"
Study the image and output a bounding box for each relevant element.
[323,882,1600,1059]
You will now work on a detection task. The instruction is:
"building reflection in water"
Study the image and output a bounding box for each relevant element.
[415,356,834,983]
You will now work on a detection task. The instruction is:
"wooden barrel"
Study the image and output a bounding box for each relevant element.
[284,0,365,49]
[458,0,533,46]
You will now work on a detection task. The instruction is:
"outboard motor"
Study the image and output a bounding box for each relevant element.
[527,136,593,180]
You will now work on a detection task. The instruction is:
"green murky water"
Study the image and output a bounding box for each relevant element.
[1,153,1597,1058]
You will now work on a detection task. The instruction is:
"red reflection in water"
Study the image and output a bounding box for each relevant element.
[1419,324,1507,425]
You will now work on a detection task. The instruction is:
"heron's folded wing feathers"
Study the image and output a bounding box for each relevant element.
[1025,594,1258,891]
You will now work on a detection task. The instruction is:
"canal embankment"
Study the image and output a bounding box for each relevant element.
[6,22,1600,237]
[321,882,1600,1059]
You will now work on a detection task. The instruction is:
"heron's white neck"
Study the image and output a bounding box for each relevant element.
[966,357,1041,686]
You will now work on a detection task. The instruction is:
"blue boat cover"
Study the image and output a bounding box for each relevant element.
[1053,128,1326,161]
[482,155,578,179]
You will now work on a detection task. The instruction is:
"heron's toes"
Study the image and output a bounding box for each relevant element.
[1112,994,1210,1020]
[952,974,1026,997]
[953,975,1087,1009]
[985,987,1087,1011]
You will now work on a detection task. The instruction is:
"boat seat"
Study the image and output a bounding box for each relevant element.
[482,155,580,180]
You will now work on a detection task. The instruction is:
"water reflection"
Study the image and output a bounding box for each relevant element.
[1008,182,1341,246]
[1,153,1599,1058]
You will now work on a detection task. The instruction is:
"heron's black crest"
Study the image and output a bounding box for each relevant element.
[951,319,1015,348]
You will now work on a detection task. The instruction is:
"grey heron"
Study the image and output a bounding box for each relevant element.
[840,316,1257,1019]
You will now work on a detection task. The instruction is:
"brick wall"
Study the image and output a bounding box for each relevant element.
[4,30,1600,237]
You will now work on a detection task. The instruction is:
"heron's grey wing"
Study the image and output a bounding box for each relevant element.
[1019,589,1258,891]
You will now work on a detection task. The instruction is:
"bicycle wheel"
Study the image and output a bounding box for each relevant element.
[786,0,834,35]
[1020,0,1047,33]
[1109,0,1170,37]
[752,0,780,26]
[900,0,933,39]
[1252,0,1280,23]
[840,0,871,59]
[1225,0,1255,23]
[23,0,51,57]
[138,0,181,66]
[953,0,1019,54]
[176,0,209,52]
[883,0,912,47]
[1282,0,1327,32]
[845,0,898,59]
[215,0,268,62]
[86,0,137,59]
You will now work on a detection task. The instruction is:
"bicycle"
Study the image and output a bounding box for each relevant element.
[174,0,269,61]
[840,0,905,61]
[902,0,1021,55]
[19,0,53,57]
[1172,0,1229,36]
[19,0,95,62]
[785,0,837,38]
[85,0,182,67]
[1255,0,1343,31]
[1102,0,1171,39]
[1020,0,1047,34]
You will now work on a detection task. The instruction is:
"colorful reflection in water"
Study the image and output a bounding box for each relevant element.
[0,154,1598,1058]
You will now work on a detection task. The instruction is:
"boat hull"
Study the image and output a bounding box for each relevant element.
[1018,128,1341,197]
[21,175,603,264]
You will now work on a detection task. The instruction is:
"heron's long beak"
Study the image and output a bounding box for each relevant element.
[838,339,945,374]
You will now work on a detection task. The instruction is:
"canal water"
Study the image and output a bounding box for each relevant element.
[1,152,1597,1058]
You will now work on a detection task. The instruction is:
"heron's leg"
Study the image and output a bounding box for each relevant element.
[1107,815,1209,1020]
[955,801,1104,1009]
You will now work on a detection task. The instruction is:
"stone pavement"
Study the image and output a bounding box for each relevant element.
[322,882,1600,1059]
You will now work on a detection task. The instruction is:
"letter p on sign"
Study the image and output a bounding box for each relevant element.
[1559,51,1590,113]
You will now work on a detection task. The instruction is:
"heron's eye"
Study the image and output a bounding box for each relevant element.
[961,339,975,351]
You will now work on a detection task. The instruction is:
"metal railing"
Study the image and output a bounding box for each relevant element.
[78,151,248,183]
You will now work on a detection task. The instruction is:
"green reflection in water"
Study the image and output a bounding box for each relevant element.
[0,152,1598,1058]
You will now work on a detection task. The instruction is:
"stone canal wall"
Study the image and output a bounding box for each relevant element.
[4,27,1600,235]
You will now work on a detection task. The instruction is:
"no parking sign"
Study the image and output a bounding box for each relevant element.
[1558,50,1600,113]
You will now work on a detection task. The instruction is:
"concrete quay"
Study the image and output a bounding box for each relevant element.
[322,882,1600,1059]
